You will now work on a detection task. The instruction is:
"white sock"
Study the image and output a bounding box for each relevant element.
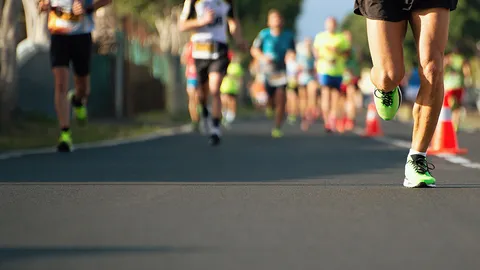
[225,110,235,123]
[408,149,426,158]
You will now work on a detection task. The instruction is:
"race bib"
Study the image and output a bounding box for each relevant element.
[191,33,219,60]
[267,71,287,87]
[48,10,83,34]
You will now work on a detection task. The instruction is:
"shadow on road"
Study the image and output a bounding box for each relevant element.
[0,127,408,183]
[0,245,211,264]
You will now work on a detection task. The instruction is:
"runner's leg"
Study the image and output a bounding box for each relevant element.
[272,86,286,137]
[320,85,332,131]
[70,34,92,126]
[53,67,70,132]
[207,49,230,145]
[330,87,341,132]
[409,8,450,152]
[50,34,73,152]
[367,19,407,120]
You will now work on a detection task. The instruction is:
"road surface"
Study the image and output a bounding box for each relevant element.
[1,117,479,270]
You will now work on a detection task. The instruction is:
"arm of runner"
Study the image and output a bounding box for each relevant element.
[463,59,472,78]
[71,0,112,15]
[312,34,321,60]
[287,35,296,57]
[285,35,296,65]
[250,31,270,63]
[91,0,112,11]
[180,46,187,65]
[38,0,50,12]
[227,1,248,51]
[178,0,214,32]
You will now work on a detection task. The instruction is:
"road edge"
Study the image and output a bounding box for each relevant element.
[0,124,192,160]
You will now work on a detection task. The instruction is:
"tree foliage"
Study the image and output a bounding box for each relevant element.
[114,0,304,44]
[341,0,480,69]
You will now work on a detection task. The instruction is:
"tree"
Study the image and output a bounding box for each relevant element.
[0,0,22,125]
[114,0,304,54]
[21,0,49,44]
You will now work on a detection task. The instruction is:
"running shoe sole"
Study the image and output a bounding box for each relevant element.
[403,178,436,188]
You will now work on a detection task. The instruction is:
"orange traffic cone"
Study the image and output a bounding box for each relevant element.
[363,103,383,137]
[427,101,467,155]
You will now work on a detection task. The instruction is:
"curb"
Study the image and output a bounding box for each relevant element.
[0,124,192,161]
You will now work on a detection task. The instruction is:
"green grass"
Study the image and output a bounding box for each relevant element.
[0,106,260,152]
[0,111,189,151]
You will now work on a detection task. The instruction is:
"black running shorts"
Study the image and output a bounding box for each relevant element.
[50,33,92,76]
[354,0,458,22]
[194,42,230,86]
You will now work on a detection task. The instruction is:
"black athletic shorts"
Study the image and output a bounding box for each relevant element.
[194,42,230,86]
[265,79,287,97]
[50,33,92,76]
[354,0,458,22]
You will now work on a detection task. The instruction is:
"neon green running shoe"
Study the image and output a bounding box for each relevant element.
[403,154,436,188]
[266,107,274,119]
[68,90,88,126]
[271,128,283,138]
[373,87,402,121]
[57,130,74,152]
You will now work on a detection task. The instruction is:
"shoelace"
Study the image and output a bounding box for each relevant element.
[410,156,435,175]
[374,89,394,107]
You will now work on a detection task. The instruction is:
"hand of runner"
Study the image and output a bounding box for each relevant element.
[262,54,273,63]
[72,0,86,16]
[38,0,50,12]
[200,9,216,26]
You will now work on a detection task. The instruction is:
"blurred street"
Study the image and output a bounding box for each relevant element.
[1,117,480,270]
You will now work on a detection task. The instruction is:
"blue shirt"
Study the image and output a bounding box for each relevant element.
[409,68,421,86]
[252,28,296,70]
[295,41,315,71]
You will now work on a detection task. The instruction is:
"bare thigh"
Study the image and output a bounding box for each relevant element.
[410,8,450,96]
[366,19,408,86]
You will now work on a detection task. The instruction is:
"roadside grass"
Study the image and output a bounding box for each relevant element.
[0,105,260,151]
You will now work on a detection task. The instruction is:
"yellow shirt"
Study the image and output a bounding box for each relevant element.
[313,31,350,77]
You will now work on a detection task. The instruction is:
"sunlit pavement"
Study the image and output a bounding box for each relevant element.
[1,117,479,270]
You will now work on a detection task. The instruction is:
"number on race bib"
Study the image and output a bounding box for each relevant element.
[193,42,214,53]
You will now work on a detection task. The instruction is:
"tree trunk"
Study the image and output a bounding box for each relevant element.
[21,0,49,44]
[0,0,21,125]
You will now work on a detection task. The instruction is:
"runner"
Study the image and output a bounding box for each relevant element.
[444,47,471,131]
[251,9,296,138]
[38,0,112,152]
[178,0,247,146]
[285,51,299,125]
[180,40,200,132]
[296,37,318,131]
[220,54,244,128]
[339,31,361,131]
[249,59,269,108]
[313,17,350,133]
[354,0,458,187]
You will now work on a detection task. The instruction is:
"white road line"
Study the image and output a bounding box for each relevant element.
[0,124,192,161]
[353,128,480,170]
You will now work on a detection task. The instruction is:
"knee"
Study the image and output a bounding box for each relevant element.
[372,66,405,91]
[419,55,443,84]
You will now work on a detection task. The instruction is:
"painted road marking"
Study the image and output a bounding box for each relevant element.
[354,129,480,170]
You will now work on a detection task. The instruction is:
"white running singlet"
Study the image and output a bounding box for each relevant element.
[180,0,234,45]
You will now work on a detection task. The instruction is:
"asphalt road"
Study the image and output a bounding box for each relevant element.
[1,116,480,270]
